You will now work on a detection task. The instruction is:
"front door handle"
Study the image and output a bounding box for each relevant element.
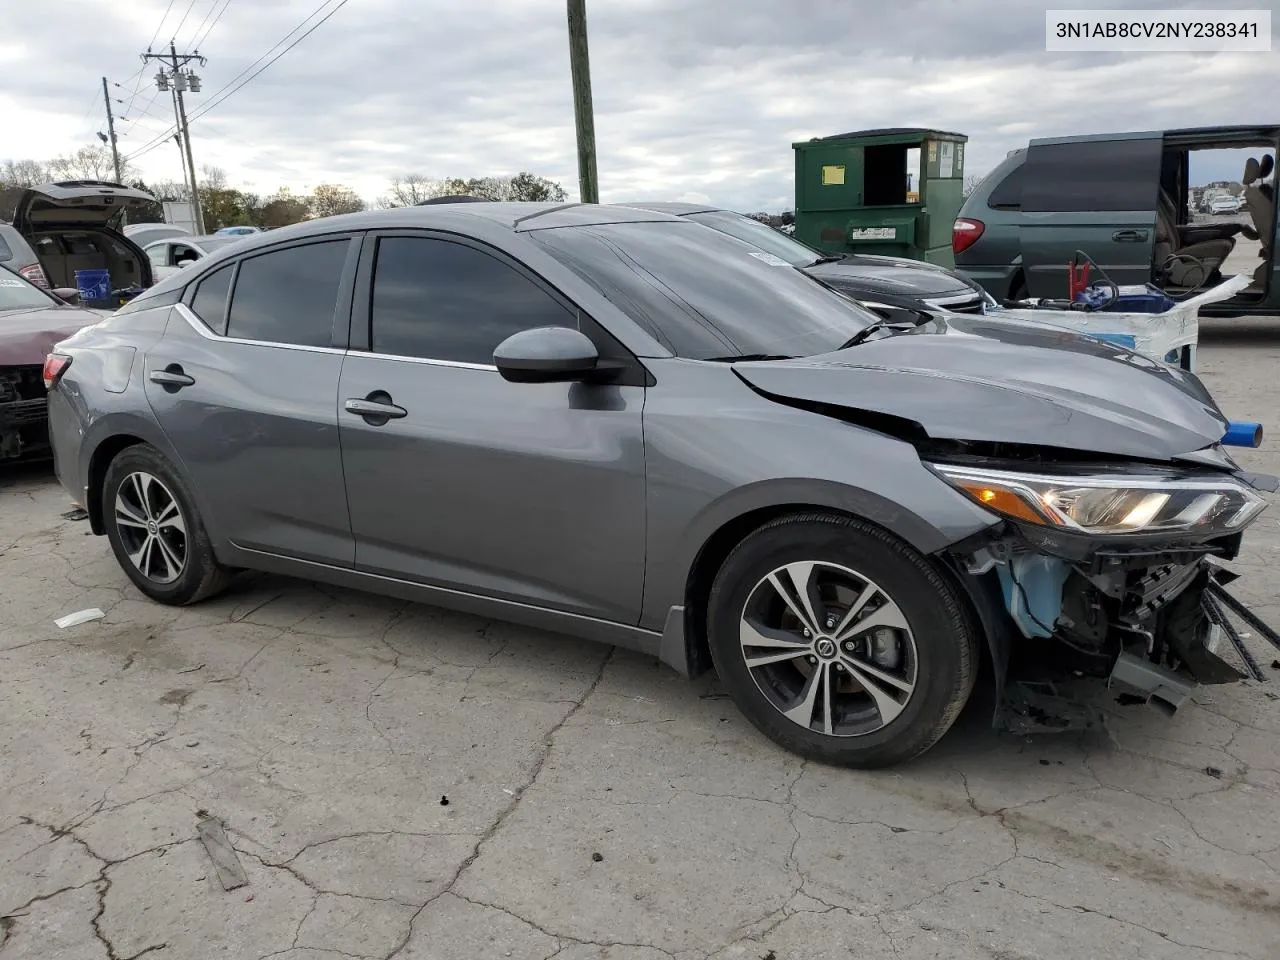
[344,392,407,425]
[149,365,195,388]
[1112,229,1149,242]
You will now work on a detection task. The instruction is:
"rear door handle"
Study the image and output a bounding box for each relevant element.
[149,366,195,388]
[344,394,407,423]
[1112,229,1148,242]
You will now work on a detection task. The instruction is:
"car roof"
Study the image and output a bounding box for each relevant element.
[615,201,721,216]
[200,202,687,255]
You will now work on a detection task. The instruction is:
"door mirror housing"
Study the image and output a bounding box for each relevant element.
[494,326,600,384]
[51,287,81,305]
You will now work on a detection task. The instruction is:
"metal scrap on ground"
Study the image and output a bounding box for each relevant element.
[196,816,249,891]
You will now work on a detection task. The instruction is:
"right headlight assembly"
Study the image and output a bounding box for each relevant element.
[929,463,1268,536]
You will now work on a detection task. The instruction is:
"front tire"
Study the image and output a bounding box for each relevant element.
[102,444,230,605]
[706,513,978,768]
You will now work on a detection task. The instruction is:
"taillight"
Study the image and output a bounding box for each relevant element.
[19,262,50,288]
[952,218,985,256]
[43,354,72,390]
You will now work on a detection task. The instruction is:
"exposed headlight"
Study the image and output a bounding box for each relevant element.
[930,463,1268,535]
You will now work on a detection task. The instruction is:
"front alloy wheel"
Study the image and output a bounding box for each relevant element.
[707,513,978,768]
[739,560,918,737]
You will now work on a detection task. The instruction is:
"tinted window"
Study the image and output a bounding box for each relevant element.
[189,264,233,334]
[1022,138,1161,213]
[370,237,574,365]
[0,270,55,311]
[986,163,1025,210]
[227,240,349,346]
[530,221,880,360]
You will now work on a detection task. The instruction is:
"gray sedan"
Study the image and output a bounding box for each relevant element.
[44,202,1275,767]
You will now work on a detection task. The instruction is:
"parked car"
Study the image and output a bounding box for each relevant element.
[1208,194,1243,215]
[215,225,263,237]
[954,125,1279,316]
[143,234,248,280]
[0,180,156,303]
[123,222,193,250]
[620,201,995,314]
[0,221,51,288]
[46,202,1275,767]
[1,266,106,461]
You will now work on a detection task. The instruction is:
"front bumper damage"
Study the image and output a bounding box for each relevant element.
[0,365,50,461]
[943,472,1280,735]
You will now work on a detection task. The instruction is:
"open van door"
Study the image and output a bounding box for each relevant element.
[1018,132,1162,298]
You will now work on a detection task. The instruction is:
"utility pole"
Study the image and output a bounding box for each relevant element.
[99,76,123,182]
[143,42,207,234]
[566,0,599,203]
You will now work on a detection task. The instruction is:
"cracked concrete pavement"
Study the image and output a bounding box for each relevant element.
[3,316,1280,960]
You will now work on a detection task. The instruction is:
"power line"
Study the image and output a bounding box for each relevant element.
[123,0,351,162]
[170,0,199,45]
[147,0,179,52]
[190,0,232,49]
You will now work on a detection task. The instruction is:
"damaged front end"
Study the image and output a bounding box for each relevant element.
[0,365,49,461]
[926,445,1279,732]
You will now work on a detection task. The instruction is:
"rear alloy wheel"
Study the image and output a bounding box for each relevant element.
[103,444,231,605]
[707,514,978,767]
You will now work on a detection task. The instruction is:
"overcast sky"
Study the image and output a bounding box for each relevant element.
[3,0,1277,210]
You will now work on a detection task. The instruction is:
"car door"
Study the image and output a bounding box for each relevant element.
[1018,134,1162,298]
[146,241,176,280]
[143,234,361,566]
[337,231,648,624]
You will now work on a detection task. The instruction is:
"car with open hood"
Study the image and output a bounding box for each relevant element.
[0,180,157,306]
[44,201,1277,767]
[620,200,996,314]
[1,266,107,461]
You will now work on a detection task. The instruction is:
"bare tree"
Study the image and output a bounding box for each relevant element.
[46,144,136,183]
[379,173,448,208]
[310,183,366,219]
[0,158,49,188]
[962,174,984,199]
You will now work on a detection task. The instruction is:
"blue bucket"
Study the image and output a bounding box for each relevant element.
[73,268,112,305]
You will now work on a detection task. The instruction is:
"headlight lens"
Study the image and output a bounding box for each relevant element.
[930,463,1268,535]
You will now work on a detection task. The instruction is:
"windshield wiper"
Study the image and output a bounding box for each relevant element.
[809,254,846,265]
[704,354,796,362]
[837,314,934,350]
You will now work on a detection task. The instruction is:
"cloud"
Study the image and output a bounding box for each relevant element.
[2,0,1276,211]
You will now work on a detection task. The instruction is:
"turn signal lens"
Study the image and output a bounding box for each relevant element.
[951,479,1049,525]
[42,354,71,390]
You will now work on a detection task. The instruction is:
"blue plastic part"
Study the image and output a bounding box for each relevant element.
[995,554,1072,640]
[1223,421,1264,448]
[1073,283,1176,314]
[1092,333,1138,350]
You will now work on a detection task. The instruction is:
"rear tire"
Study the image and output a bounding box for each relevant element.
[102,444,230,605]
[706,513,978,768]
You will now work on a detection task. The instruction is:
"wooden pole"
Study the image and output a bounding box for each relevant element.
[566,0,599,203]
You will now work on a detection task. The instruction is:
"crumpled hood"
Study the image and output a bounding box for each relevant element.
[805,255,975,299]
[0,307,102,367]
[732,312,1229,461]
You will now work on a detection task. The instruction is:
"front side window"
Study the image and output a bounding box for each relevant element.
[530,220,879,360]
[147,245,168,267]
[226,240,350,346]
[370,236,575,365]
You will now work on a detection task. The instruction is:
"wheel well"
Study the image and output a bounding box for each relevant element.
[682,504,856,677]
[680,504,995,683]
[1008,268,1027,299]
[87,435,146,535]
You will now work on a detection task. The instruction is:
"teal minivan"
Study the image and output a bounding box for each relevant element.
[953,125,1277,317]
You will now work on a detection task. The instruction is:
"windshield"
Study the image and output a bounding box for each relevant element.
[0,269,55,312]
[529,220,879,360]
[684,210,823,267]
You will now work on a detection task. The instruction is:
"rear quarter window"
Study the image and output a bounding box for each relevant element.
[986,164,1025,210]
[1021,138,1162,213]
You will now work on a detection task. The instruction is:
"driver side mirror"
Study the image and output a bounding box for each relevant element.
[494,326,599,384]
[51,287,82,305]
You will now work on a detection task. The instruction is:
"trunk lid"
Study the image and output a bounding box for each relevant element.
[0,181,158,232]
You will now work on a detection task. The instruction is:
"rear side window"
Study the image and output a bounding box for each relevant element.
[369,236,575,365]
[1021,138,1161,212]
[986,163,1025,210]
[227,240,350,347]
[189,264,233,334]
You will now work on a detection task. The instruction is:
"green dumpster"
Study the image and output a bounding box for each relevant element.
[792,127,968,268]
